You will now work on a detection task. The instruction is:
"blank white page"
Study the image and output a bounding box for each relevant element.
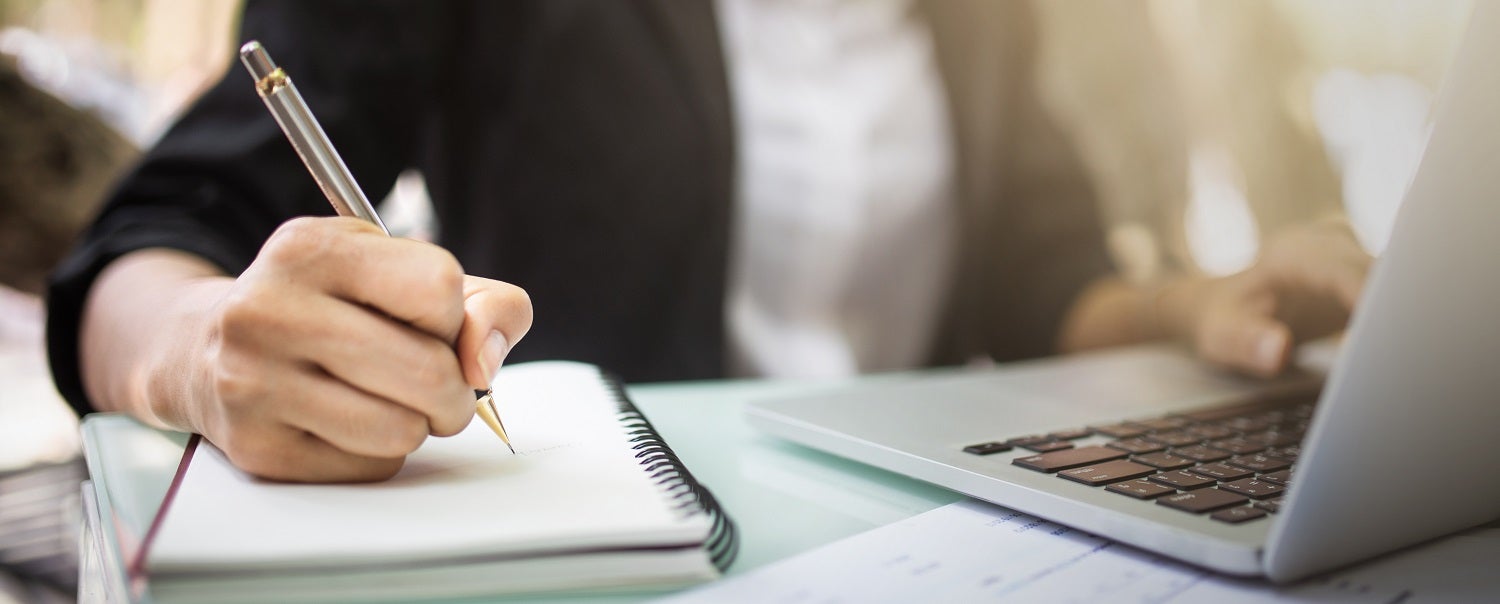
[149,362,709,573]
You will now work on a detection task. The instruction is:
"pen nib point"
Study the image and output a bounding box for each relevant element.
[475,392,516,454]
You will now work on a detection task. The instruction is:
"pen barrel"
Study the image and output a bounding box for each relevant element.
[257,82,389,235]
[239,41,389,235]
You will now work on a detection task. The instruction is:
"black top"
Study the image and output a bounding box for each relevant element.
[47,0,1113,416]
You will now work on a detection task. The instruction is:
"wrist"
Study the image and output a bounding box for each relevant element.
[140,276,234,434]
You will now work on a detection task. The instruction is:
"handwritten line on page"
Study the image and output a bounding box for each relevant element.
[662,499,1500,603]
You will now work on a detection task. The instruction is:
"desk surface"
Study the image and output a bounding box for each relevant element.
[497,376,964,602]
[631,377,965,568]
[80,375,964,603]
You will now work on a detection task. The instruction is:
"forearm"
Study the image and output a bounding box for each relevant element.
[79,249,232,432]
[1056,275,1211,353]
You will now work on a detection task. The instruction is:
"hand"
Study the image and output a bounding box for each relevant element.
[1183,218,1370,377]
[153,217,530,482]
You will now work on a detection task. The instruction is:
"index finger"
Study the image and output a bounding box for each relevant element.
[263,217,468,343]
[1260,225,1372,310]
[1279,247,1371,310]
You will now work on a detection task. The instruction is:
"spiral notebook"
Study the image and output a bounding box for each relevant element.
[114,361,736,602]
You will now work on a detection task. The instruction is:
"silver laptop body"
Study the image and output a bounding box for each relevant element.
[746,4,1500,583]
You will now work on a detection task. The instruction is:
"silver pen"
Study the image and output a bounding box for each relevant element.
[238,41,515,454]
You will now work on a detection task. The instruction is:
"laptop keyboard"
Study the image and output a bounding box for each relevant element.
[962,393,1315,525]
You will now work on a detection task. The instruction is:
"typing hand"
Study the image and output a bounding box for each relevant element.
[198,217,531,482]
[1186,218,1370,377]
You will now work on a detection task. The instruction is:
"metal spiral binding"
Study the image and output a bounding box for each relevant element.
[601,372,740,572]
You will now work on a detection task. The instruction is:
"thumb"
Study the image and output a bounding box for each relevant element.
[455,276,533,390]
[1196,305,1294,378]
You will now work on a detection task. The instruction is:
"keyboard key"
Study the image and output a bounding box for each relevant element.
[1218,478,1286,499]
[1241,430,1273,443]
[1058,460,1157,486]
[1227,454,1292,473]
[1265,432,1303,447]
[1265,445,1302,460]
[1105,438,1166,454]
[1006,435,1053,447]
[962,442,1012,455]
[1149,470,1216,490]
[1254,498,1284,513]
[1143,431,1202,447]
[1170,445,1231,463]
[1132,417,1192,431]
[1211,505,1269,524]
[1258,469,1292,485]
[1133,452,1195,471]
[1049,428,1094,441]
[1243,431,1293,447]
[1090,423,1149,439]
[1013,446,1128,473]
[1107,478,1177,500]
[1227,417,1274,433]
[1023,440,1074,453]
[1188,463,1254,482]
[1206,437,1266,455]
[1186,424,1237,440]
[1157,489,1249,514]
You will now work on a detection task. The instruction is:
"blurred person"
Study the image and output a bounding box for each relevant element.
[48,1,1368,483]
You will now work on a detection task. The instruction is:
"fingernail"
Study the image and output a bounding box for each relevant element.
[1257,330,1287,371]
[480,330,509,386]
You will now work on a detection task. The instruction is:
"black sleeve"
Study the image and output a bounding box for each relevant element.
[983,43,1115,362]
[46,0,449,416]
[988,127,1115,361]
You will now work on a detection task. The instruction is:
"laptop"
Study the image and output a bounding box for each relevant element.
[746,3,1500,584]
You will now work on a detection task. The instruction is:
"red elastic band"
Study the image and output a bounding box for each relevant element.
[127,432,203,581]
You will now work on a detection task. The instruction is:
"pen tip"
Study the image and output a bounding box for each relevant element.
[475,393,515,453]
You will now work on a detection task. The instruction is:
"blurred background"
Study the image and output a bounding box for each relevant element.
[0,0,1474,600]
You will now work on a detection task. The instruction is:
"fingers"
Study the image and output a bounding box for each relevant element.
[1275,246,1368,310]
[261,217,468,342]
[1191,225,1364,378]
[1195,301,1294,378]
[218,272,475,437]
[1326,247,1371,309]
[206,357,414,482]
[1259,220,1373,310]
[455,276,534,390]
[219,424,408,483]
[266,370,438,459]
[291,294,476,436]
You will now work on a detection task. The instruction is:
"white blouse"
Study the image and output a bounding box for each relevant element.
[717,0,959,377]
